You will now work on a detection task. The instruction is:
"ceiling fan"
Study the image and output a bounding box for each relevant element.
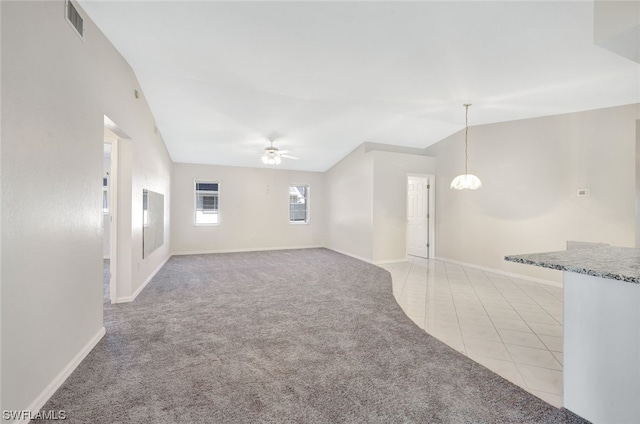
[261,137,298,165]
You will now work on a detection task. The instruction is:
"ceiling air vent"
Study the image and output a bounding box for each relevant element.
[65,0,84,39]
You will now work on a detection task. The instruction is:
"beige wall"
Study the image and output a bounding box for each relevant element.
[324,144,436,263]
[172,145,436,264]
[1,0,171,413]
[325,145,375,261]
[426,103,640,282]
[171,163,325,254]
[372,150,436,262]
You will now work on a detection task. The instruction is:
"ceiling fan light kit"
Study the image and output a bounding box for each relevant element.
[261,137,298,166]
[451,104,482,190]
[261,153,281,165]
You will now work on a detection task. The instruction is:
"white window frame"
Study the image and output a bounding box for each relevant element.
[194,180,220,226]
[289,184,310,224]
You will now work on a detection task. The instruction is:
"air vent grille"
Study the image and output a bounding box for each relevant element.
[66,1,83,38]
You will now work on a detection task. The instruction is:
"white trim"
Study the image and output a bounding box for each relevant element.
[17,327,106,424]
[116,254,171,303]
[105,134,119,305]
[172,245,324,256]
[375,258,408,265]
[434,256,562,288]
[325,248,375,265]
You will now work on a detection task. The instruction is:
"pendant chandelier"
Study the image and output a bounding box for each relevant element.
[450,104,482,190]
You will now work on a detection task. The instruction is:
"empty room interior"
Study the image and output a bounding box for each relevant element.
[1,1,640,423]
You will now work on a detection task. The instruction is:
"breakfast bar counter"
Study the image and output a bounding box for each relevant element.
[506,246,640,424]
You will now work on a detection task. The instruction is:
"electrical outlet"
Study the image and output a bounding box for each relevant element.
[577,188,591,197]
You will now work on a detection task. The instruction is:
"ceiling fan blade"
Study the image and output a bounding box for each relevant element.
[281,154,299,160]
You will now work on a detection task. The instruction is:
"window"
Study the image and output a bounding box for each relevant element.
[195,181,219,225]
[289,185,309,223]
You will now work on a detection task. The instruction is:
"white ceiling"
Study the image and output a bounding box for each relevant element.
[80,1,639,172]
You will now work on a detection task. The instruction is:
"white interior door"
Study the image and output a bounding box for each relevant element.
[407,175,430,258]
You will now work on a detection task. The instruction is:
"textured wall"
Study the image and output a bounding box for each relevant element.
[1,0,171,412]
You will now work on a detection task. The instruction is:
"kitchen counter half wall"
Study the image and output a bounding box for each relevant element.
[505,246,640,284]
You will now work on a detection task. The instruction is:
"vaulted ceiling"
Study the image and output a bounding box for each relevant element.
[80,1,639,172]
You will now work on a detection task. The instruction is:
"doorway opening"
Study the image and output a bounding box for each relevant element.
[406,174,435,259]
[103,129,118,304]
[103,114,130,304]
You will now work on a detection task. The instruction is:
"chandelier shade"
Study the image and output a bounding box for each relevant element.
[451,104,482,190]
[450,173,482,190]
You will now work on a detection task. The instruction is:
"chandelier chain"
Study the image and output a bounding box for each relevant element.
[464,104,469,175]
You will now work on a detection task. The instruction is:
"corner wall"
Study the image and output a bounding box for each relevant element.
[325,145,375,261]
[426,103,640,282]
[1,0,171,414]
[325,144,436,263]
[372,150,436,262]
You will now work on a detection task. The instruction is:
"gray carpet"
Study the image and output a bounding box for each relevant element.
[40,249,588,423]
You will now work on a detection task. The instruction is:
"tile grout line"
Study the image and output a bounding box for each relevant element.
[460,266,530,391]
[464,270,564,393]
[498,276,564,363]
[487,270,564,394]
[443,262,468,355]
[392,259,564,405]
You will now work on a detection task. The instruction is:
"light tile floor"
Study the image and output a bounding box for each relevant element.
[381,257,564,408]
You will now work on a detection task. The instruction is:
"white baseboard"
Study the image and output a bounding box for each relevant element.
[326,248,406,267]
[325,248,375,264]
[172,245,324,256]
[173,245,399,268]
[17,327,106,424]
[375,258,407,265]
[116,254,171,303]
[434,256,562,288]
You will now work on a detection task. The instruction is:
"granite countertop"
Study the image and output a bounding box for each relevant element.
[505,246,640,284]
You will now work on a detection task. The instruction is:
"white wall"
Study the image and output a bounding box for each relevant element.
[325,145,375,261]
[171,163,325,254]
[1,0,171,414]
[594,0,640,63]
[372,150,436,263]
[88,21,172,301]
[425,103,640,282]
[324,144,436,263]
[103,151,111,259]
